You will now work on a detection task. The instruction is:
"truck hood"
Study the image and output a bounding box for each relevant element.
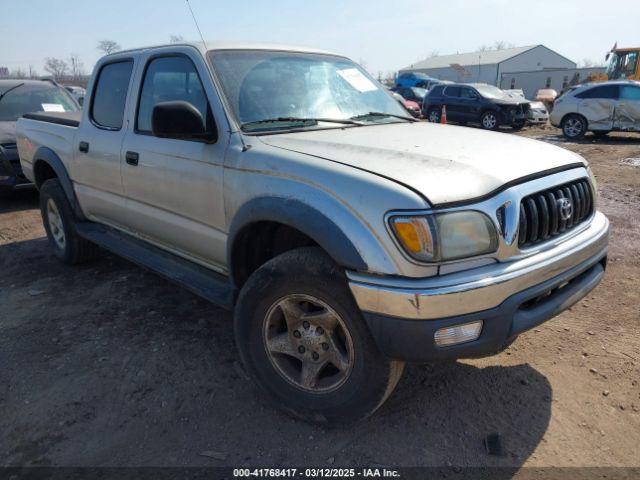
[258,122,586,206]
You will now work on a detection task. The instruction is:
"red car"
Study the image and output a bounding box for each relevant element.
[389,91,421,118]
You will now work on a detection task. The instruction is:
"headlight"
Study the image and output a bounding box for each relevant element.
[390,211,498,262]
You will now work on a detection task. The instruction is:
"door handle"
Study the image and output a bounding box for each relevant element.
[78,141,89,153]
[125,151,139,166]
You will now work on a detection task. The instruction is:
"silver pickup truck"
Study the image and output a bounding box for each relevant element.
[17,42,609,424]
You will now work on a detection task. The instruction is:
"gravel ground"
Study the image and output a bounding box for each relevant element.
[0,126,638,470]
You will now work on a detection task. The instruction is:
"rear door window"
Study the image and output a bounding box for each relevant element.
[443,86,461,98]
[619,85,640,100]
[90,60,134,129]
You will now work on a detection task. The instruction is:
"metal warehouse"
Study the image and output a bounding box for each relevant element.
[400,45,584,98]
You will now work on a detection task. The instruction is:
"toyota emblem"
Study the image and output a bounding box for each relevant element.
[557,197,573,221]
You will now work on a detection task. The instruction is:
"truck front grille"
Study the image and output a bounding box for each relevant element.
[518,178,593,247]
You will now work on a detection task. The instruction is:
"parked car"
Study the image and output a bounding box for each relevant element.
[389,90,421,117]
[17,43,609,424]
[504,90,548,125]
[391,86,427,108]
[550,81,640,139]
[0,79,79,194]
[527,101,549,125]
[423,83,531,130]
[64,85,87,106]
[395,71,441,89]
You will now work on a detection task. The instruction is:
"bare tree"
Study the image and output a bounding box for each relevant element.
[44,57,69,80]
[97,40,121,55]
[69,54,85,80]
[478,41,515,52]
[170,35,185,43]
[28,65,38,78]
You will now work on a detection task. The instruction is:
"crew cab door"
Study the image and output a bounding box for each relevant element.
[120,47,229,271]
[576,84,619,131]
[614,84,640,131]
[72,58,136,227]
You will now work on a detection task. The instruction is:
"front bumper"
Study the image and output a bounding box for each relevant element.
[348,212,609,361]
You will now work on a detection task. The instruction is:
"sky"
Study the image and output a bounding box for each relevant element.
[2,0,639,77]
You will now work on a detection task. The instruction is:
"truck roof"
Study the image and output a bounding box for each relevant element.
[105,41,340,58]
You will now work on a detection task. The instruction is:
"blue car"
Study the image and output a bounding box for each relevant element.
[395,71,441,89]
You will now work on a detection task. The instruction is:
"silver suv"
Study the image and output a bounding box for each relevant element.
[551,80,640,139]
[17,43,609,423]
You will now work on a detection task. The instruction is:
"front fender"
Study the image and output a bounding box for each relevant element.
[227,196,368,274]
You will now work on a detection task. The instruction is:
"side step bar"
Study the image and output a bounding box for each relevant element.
[75,222,236,309]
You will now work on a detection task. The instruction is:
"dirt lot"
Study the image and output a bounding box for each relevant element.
[1,126,639,471]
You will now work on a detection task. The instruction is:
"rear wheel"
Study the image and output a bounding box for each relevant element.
[427,107,441,123]
[40,179,99,264]
[561,114,587,139]
[480,111,499,130]
[234,247,404,424]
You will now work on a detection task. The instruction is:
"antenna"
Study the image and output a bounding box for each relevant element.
[185,0,207,50]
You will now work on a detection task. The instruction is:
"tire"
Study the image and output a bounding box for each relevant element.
[39,179,99,264]
[561,114,587,140]
[427,107,441,123]
[480,111,499,130]
[593,130,610,138]
[511,121,525,131]
[234,247,405,424]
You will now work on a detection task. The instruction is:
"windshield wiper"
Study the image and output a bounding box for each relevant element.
[0,82,25,103]
[350,111,417,122]
[241,117,363,131]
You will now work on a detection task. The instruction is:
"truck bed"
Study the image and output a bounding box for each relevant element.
[21,111,81,128]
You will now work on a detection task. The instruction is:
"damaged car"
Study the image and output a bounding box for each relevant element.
[423,83,531,130]
[551,81,640,139]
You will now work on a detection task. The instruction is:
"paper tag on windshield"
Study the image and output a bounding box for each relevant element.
[337,68,377,92]
[42,103,65,112]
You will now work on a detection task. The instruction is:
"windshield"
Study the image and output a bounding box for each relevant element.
[209,50,408,132]
[0,83,78,121]
[474,84,509,100]
[606,51,638,80]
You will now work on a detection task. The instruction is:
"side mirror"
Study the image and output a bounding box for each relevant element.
[152,101,215,142]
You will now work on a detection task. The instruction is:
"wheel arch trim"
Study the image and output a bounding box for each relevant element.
[32,146,86,220]
[227,196,368,284]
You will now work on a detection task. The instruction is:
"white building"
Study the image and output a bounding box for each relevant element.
[499,67,606,98]
[399,45,580,98]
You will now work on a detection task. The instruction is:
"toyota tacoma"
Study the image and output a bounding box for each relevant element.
[16,42,609,423]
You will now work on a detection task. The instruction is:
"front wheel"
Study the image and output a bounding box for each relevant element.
[234,247,404,424]
[561,114,587,139]
[480,111,500,130]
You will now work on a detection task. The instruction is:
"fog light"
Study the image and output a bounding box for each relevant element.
[434,320,483,346]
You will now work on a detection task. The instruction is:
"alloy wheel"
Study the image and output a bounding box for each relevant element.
[564,118,584,138]
[482,113,497,129]
[46,199,66,250]
[263,294,354,393]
